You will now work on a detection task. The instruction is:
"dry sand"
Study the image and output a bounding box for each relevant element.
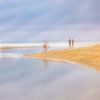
[25,44,100,70]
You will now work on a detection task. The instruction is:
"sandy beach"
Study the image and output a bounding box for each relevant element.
[25,44,100,70]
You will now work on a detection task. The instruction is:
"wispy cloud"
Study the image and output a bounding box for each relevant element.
[0,0,100,42]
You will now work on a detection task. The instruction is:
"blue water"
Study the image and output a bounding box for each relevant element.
[0,58,100,100]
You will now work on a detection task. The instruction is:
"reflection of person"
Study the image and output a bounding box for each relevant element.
[42,59,49,72]
[68,39,71,48]
[72,39,74,48]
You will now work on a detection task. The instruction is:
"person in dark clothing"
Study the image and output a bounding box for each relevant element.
[72,39,75,48]
[43,41,48,56]
[68,39,71,48]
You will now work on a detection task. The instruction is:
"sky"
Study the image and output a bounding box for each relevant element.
[0,0,100,42]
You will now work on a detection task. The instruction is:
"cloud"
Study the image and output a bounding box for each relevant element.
[0,0,100,42]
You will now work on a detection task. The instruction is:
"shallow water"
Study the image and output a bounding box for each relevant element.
[0,57,100,100]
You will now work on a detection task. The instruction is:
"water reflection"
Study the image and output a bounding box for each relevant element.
[42,59,50,72]
[0,58,100,100]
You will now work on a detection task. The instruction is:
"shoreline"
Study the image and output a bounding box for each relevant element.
[24,56,92,69]
[24,55,100,73]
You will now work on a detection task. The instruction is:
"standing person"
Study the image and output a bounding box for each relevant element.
[43,41,48,56]
[72,38,75,48]
[68,38,71,48]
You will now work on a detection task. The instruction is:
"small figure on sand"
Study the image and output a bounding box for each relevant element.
[68,38,71,48]
[43,41,48,56]
[68,38,75,48]
[72,38,75,48]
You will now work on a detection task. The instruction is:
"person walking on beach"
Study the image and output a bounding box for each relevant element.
[43,41,48,56]
[72,39,75,48]
[68,38,71,48]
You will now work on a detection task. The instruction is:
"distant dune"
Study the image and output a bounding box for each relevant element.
[26,44,100,70]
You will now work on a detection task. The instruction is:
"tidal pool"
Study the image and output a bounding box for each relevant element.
[0,57,100,100]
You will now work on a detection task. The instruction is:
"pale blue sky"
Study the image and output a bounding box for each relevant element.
[0,0,100,42]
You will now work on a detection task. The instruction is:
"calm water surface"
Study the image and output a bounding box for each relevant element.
[0,57,100,100]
